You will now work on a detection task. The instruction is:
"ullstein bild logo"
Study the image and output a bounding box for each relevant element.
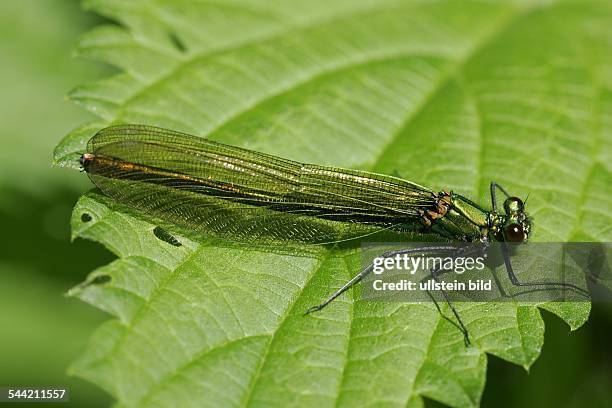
[360,242,611,303]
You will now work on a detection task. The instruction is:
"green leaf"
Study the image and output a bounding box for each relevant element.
[55,0,612,406]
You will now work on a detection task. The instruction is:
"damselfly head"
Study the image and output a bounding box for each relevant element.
[501,196,531,242]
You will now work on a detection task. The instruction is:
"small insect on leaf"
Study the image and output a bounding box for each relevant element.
[153,226,182,247]
[90,274,111,285]
[168,31,187,53]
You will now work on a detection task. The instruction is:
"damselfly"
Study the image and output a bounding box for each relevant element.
[79,124,588,345]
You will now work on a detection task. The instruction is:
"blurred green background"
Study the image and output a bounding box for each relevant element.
[0,1,113,406]
[0,1,609,407]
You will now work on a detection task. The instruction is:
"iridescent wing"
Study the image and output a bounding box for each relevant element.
[84,125,436,245]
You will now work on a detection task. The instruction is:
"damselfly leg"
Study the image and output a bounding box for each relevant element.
[305,244,486,346]
[303,245,457,315]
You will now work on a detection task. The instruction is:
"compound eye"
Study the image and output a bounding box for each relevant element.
[504,224,525,242]
[503,197,524,214]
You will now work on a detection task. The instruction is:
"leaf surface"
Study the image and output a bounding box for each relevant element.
[55,0,612,406]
